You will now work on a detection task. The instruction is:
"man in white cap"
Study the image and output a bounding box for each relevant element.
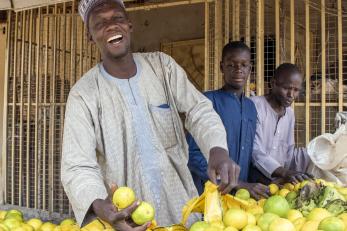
[61,0,240,229]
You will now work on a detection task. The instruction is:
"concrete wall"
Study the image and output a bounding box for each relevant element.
[129,3,204,52]
[0,22,7,204]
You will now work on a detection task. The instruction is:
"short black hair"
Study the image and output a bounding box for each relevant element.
[222,41,251,60]
[274,63,301,81]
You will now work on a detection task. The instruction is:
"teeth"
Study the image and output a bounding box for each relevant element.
[107,35,123,43]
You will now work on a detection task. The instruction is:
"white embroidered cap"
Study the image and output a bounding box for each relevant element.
[78,0,125,23]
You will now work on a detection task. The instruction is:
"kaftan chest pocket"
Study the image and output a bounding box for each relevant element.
[149,104,178,149]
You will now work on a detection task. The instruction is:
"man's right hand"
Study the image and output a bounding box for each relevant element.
[237,182,270,200]
[92,194,150,231]
[272,167,312,184]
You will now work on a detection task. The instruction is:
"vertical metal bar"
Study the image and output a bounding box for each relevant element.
[256,0,264,95]
[275,0,280,67]
[43,6,50,210]
[26,9,33,208]
[19,10,27,207]
[245,0,250,96]
[70,0,76,88]
[290,0,295,63]
[321,0,326,134]
[34,7,42,209]
[214,0,222,89]
[234,0,239,40]
[59,2,67,213]
[337,0,343,112]
[10,12,18,205]
[2,10,12,204]
[69,1,76,215]
[204,0,209,91]
[305,0,310,145]
[231,0,235,40]
[49,4,58,213]
[224,0,229,45]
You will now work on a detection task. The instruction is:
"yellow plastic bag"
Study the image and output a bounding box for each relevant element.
[153,224,187,231]
[181,181,252,226]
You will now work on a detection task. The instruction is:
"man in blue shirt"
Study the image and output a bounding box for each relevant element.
[187,41,269,199]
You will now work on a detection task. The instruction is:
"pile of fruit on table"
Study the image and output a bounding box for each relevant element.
[2,179,347,231]
[0,186,155,231]
[190,179,347,231]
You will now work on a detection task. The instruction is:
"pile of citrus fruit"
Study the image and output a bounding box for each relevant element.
[0,209,80,231]
[0,186,156,231]
[189,179,347,231]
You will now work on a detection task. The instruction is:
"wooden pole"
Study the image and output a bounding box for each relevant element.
[275,0,280,67]
[34,7,42,209]
[290,0,295,63]
[321,0,326,134]
[2,10,12,204]
[337,0,343,112]
[305,0,310,145]
[256,0,264,95]
[204,0,209,91]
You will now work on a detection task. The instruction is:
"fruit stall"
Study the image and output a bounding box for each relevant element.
[0,0,346,230]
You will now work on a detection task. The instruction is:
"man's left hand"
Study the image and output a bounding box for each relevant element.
[208,147,240,194]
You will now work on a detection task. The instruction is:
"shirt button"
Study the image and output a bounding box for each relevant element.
[241,146,244,150]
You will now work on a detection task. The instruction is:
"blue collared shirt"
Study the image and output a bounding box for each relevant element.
[186,89,257,194]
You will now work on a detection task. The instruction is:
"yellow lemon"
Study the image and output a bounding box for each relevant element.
[247,213,257,225]
[307,208,332,222]
[248,198,257,206]
[60,219,75,226]
[11,227,26,231]
[0,223,9,231]
[112,186,136,209]
[283,183,295,191]
[242,224,262,231]
[257,199,266,208]
[0,211,7,220]
[210,221,225,229]
[338,213,347,228]
[318,217,345,231]
[21,224,34,231]
[235,189,251,201]
[338,188,347,195]
[301,220,320,231]
[293,217,306,231]
[189,221,209,231]
[26,218,42,230]
[223,227,237,231]
[2,218,22,229]
[131,202,155,225]
[247,206,263,216]
[294,183,301,191]
[257,213,279,231]
[205,226,223,231]
[286,209,303,222]
[263,195,290,218]
[268,218,295,231]
[279,189,290,197]
[269,184,279,195]
[38,222,56,231]
[84,219,104,231]
[223,208,248,230]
